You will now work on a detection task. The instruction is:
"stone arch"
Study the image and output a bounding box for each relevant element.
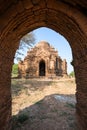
[39,60,46,76]
[0,0,87,129]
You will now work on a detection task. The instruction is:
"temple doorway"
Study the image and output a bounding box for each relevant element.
[39,60,45,76]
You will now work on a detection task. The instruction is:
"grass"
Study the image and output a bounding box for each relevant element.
[11,78,76,130]
[11,79,28,97]
[66,103,75,108]
[51,108,59,113]
[36,100,43,105]
[59,111,68,116]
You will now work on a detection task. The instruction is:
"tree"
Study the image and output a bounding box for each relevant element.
[69,71,75,77]
[12,64,18,77]
[15,32,36,62]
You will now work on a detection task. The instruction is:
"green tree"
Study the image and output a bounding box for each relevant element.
[69,71,75,77]
[12,64,18,77]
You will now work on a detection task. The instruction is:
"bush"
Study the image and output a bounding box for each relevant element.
[69,71,75,77]
[12,64,18,77]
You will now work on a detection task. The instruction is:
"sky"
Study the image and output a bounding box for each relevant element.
[15,27,73,74]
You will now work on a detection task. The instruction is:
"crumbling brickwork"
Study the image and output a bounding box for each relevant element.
[0,0,87,129]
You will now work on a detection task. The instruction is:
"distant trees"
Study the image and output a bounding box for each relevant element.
[12,32,36,77]
[15,32,36,61]
[69,71,75,77]
[12,64,18,77]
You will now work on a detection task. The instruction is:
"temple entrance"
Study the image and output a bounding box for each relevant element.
[39,60,45,76]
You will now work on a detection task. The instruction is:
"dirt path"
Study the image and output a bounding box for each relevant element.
[11,78,78,130]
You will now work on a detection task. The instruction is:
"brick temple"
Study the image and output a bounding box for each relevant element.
[18,41,67,78]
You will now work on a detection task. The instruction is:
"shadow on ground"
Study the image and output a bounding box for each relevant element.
[11,94,77,130]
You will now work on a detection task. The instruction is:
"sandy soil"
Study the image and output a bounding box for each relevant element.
[11,78,78,130]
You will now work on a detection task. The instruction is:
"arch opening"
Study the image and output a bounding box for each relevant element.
[11,27,77,130]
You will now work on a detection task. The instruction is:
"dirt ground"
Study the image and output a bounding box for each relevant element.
[11,78,78,130]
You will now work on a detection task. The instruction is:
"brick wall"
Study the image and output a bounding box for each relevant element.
[0,0,87,129]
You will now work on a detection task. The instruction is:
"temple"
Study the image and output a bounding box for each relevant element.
[18,41,67,78]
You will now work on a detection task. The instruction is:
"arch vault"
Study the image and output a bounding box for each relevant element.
[0,0,87,129]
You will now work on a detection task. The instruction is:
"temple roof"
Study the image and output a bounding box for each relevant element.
[35,41,50,48]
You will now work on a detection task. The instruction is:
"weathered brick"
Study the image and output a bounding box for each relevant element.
[0,0,87,130]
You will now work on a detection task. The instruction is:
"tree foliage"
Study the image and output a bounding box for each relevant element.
[15,32,35,61]
[12,64,18,77]
[69,71,75,77]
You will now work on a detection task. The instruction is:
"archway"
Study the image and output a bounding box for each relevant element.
[39,60,45,76]
[0,1,87,130]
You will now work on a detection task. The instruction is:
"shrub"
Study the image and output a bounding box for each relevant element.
[12,64,18,77]
[69,71,75,77]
